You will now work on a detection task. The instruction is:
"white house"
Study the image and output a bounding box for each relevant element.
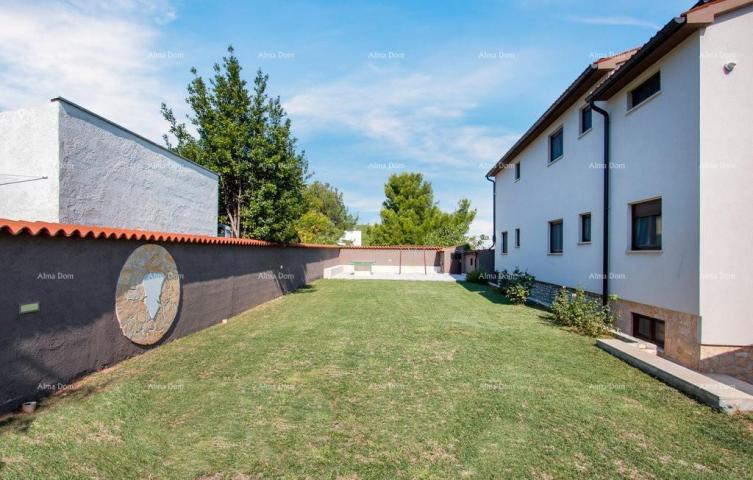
[0,98,219,236]
[487,0,753,380]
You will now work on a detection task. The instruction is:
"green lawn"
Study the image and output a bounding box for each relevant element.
[1,280,752,479]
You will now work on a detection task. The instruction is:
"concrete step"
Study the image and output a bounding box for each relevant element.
[598,338,753,414]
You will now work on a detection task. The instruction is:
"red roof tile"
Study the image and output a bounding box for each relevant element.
[0,218,445,250]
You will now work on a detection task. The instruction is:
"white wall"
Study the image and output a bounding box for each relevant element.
[606,34,701,316]
[494,93,605,294]
[0,102,60,222]
[495,33,702,317]
[57,101,219,236]
[698,5,753,345]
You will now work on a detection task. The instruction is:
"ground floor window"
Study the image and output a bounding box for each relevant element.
[549,220,563,253]
[632,313,665,348]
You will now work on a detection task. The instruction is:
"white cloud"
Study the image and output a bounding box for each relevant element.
[285,63,520,169]
[565,15,662,31]
[0,0,179,142]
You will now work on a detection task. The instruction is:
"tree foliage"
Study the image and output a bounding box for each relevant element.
[162,46,307,242]
[368,172,476,247]
[295,181,357,244]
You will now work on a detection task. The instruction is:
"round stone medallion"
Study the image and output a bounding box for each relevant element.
[115,244,181,345]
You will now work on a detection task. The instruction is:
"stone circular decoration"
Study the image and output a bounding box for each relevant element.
[115,244,181,345]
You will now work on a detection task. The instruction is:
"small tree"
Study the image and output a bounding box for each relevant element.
[162,46,307,241]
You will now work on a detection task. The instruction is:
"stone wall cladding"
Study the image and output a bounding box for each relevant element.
[612,298,701,370]
[699,346,753,384]
[528,281,600,307]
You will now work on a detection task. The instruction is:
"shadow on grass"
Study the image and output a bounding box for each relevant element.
[0,377,116,436]
[457,281,513,305]
[290,284,317,294]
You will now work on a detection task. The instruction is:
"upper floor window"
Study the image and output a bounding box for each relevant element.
[580,213,591,243]
[549,128,564,163]
[580,106,592,134]
[549,220,563,254]
[631,198,662,250]
[501,231,508,254]
[515,162,520,181]
[629,72,661,110]
[515,228,520,248]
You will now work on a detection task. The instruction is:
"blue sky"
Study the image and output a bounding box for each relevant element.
[0,0,693,238]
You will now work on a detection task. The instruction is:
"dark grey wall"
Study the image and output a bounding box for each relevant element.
[0,235,339,413]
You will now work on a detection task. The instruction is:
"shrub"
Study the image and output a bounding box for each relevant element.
[497,267,535,304]
[465,270,486,284]
[551,287,617,337]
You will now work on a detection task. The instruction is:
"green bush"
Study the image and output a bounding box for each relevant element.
[465,270,486,283]
[551,287,617,337]
[497,267,535,304]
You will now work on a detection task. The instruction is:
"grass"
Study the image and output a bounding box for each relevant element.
[1,280,752,479]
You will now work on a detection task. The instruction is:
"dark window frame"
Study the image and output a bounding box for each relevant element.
[629,72,661,110]
[514,228,520,248]
[514,162,520,181]
[549,220,563,254]
[580,105,592,134]
[549,128,564,163]
[631,198,662,251]
[580,213,592,243]
[632,313,665,348]
[501,231,508,255]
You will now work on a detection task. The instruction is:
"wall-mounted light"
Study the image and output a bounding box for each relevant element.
[19,302,40,314]
[724,62,737,74]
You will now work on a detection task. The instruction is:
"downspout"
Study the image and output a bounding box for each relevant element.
[590,100,610,306]
[485,174,496,249]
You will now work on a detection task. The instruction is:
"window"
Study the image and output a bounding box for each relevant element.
[549,220,563,254]
[580,213,591,243]
[632,313,665,348]
[501,231,508,254]
[515,162,520,181]
[580,106,592,134]
[515,228,520,248]
[549,128,563,163]
[632,199,661,250]
[629,72,661,109]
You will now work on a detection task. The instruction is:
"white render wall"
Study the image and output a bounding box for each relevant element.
[0,102,60,222]
[57,101,218,236]
[0,100,219,236]
[495,33,702,318]
[698,5,753,345]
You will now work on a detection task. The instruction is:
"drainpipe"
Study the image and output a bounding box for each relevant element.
[590,100,610,306]
[485,174,496,249]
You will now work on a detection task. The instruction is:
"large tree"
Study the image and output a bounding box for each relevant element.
[161,46,307,241]
[368,172,475,247]
[295,181,358,244]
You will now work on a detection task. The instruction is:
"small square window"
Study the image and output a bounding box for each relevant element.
[580,213,591,243]
[632,313,665,348]
[549,128,563,163]
[515,228,520,248]
[549,220,563,254]
[515,162,520,181]
[580,106,592,134]
[631,199,661,250]
[501,231,508,254]
[629,72,661,109]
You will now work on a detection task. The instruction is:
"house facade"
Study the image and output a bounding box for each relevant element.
[0,98,219,236]
[488,0,753,380]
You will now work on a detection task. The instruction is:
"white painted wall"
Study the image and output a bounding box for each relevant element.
[606,34,701,317]
[0,102,60,222]
[698,5,753,345]
[494,92,606,294]
[57,101,219,236]
[495,33,702,317]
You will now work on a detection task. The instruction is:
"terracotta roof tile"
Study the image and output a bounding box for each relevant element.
[0,218,445,250]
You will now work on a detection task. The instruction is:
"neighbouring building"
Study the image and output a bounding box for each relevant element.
[338,230,363,246]
[487,0,753,381]
[0,97,219,236]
